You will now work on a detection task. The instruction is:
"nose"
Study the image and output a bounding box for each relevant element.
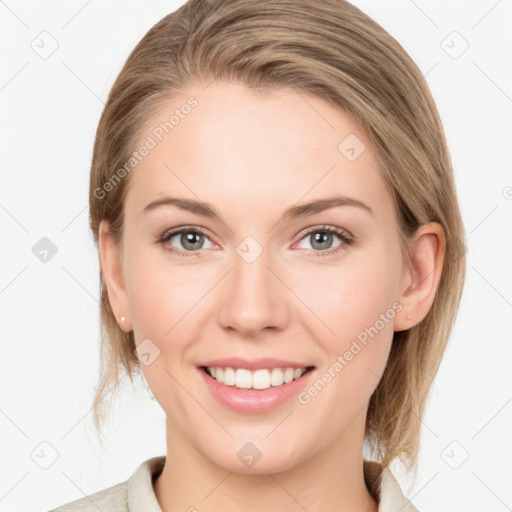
[217,246,290,337]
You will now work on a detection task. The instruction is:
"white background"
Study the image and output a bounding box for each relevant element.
[1,1,511,511]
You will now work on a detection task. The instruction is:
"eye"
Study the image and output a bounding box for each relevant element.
[158,226,216,257]
[294,225,353,256]
[158,224,354,258]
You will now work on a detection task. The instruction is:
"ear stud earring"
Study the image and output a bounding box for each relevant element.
[406,313,412,320]
[120,316,126,323]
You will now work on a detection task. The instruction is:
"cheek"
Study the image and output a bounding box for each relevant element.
[291,259,399,419]
[122,246,204,404]
[288,244,400,388]
[122,243,215,366]
[123,238,196,331]
[293,252,399,336]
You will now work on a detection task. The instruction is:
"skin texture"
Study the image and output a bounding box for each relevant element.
[99,81,445,512]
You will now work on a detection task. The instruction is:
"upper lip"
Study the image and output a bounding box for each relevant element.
[199,357,314,370]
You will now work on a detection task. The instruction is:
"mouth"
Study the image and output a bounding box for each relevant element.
[199,365,316,391]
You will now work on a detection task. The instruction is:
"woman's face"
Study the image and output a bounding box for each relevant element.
[107,81,410,473]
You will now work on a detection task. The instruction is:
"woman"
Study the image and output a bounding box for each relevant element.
[50,0,466,510]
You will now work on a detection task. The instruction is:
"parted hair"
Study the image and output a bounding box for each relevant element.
[89,0,466,472]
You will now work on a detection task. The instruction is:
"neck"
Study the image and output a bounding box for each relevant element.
[153,417,378,512]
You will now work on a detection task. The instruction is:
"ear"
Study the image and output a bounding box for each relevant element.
[394,222,446,332]
[98,219,133,332]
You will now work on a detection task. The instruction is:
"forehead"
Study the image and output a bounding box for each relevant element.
[125,82,394,222]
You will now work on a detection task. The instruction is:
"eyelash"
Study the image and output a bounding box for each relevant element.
[157,224,354,258]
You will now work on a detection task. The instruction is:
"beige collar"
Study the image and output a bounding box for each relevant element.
[127,456,420,512]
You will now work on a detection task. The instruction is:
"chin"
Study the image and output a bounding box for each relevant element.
[204,436,305,475]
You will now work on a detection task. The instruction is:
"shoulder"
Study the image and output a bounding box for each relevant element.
[48,481,128,512]
[48,455,166,512]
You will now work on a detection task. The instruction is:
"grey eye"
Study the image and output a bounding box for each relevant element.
[297,230,344,251]
[165,230,214,251]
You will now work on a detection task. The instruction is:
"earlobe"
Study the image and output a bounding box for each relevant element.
[394,222,446,332]
[98,220,132,331]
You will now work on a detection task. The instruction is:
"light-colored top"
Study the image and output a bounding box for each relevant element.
[49,455,420,511]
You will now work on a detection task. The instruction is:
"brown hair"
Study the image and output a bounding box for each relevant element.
[89,0,466,473]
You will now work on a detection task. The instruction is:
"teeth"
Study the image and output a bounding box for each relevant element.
[207,366,308,389]
[223,367,236,386]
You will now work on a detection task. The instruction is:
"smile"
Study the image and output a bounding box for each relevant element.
[198,365,316,413]
[203,366,312,390]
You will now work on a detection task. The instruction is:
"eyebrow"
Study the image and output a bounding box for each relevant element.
[143,194,374,223]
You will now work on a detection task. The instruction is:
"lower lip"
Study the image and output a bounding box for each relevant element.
[197,367,316,414]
